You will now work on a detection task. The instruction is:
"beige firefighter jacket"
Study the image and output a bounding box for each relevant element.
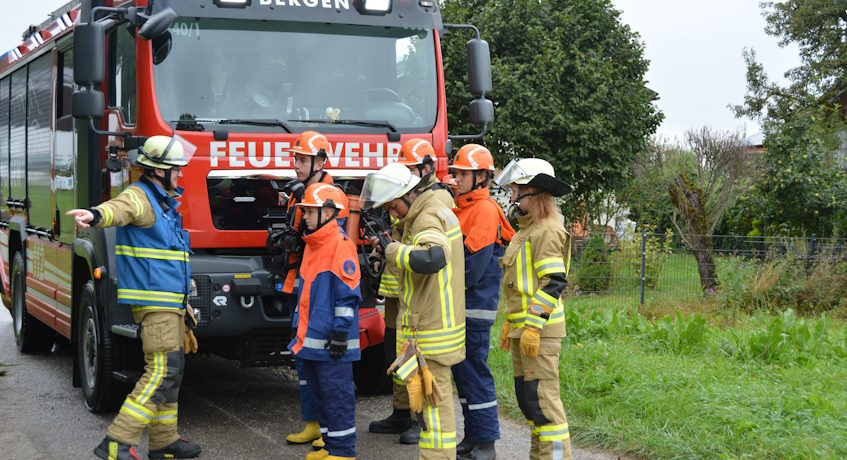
[501,214,571,339]
[385,186,465,366]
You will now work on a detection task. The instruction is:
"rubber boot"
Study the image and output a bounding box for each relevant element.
[94,437,139,460]
[457,436,475,456]
[312,436,325,451]
[398,420,421,444]
[287,420,322,444]
[148,438,201,459]
[460,441,496,460]
[368,408,412,434]
[305,448,329,460]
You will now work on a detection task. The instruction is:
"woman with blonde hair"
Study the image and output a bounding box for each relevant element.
[494,158,573,460]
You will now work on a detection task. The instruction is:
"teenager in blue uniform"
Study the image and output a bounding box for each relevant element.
[289,183,362,460]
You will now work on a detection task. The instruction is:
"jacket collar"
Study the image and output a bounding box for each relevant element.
[302,219,340,248]
[455,188,490,209]
[517,214,534,231]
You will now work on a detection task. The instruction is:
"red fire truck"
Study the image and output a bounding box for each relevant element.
[0,0,492,412]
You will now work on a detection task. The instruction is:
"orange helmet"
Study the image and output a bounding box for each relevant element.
[451,144,494,171]
[397,138,435,166]
[288,131,330,157]
[297,183,346,211]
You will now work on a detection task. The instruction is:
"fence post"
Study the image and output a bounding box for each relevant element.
[807,233,817,271]
[640,229,646,306]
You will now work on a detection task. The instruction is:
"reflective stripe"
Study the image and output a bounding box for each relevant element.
[468,400,497,410]
[547,301,565,325]
[459,398,467,404]
[466,309,497,320]
[413,230,449,246]
[517,242,533,311]
[109,441,118,459]
[534,257,566,278]
[537,423,570,441]
[120,398,154,424]
[98,204,114,226]
[118,288,186,306]
[299,380,308,385]
[438,264,454,329]
[328,427,356,437]
[301,337,360,350]
[151,409,178,425]
[395,355,419,382]
[533,290,558,309]
[419,405,457,450]
[396,245,412,271]
[446,226,462,242]
[127,189,144,217]
[137,352,165,405]
[320,427,328,434]
[116,245,190,262]
[398,324,465,355]
[525,313,546,330]
[553,440,565,460]
[335,307,354,317]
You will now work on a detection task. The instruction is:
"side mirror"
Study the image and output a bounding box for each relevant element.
[469,98,494,126]
[152,31,173,65]
[72,89,105,119]
[138,7,177,40]
[467,38,492,97]
[73,23,106,86]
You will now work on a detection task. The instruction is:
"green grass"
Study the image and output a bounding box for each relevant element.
[490,253,847,459]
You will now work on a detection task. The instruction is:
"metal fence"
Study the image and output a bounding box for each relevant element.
[566,231,847,308]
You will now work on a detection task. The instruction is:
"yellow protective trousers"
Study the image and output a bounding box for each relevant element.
[107,311,185,450]
[511,338,572,460]
[418,361,457,460]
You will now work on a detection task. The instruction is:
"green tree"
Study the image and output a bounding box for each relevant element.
[441,0,662,211]
[733,1,847,236]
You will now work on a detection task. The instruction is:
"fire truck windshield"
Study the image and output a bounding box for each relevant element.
[153,18,438,134]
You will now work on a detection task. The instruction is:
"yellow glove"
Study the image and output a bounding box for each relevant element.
[184,327,198,354]
[499,322,511,351]
[415,346,439,407]
[520,325,541,358]
[420,365,439,407]
[407,372,423,413]
[184,307,199,354]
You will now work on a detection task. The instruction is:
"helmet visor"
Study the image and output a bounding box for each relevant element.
[360,172,407,210]
[168,134,196,166]
[494,159,530,187]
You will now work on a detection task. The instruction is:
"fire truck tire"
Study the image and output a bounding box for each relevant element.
[353,343,392,395]
[11,252,53,353]
[77,281,124,413]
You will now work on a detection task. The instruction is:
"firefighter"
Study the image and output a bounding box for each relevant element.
[67,135,200,460]
[361,158,466,460]
[282,131,340,450]
[290,183,361,460]
[368,138,455,445]
[366,214,414,437]
[494,158,574,460]
[449,144,515,460]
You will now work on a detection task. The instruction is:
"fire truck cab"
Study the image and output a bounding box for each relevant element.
[1,0,493,412]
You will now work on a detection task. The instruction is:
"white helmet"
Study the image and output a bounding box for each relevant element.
[360,162,421,210]
[495,158,572,196]
[136,135,194,169]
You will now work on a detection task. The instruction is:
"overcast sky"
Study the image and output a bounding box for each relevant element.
[2,1,802,142]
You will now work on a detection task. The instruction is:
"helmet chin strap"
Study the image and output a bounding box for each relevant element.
[314,206,339,231]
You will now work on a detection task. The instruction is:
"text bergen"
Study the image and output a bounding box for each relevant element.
[209,141,402,168]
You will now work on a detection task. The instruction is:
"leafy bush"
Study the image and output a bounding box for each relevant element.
[576,233,612,292]
[649,312,708,353]
[617,224,673,289]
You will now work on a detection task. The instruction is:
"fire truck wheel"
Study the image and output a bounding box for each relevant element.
[353,343,392,395]
[77,280,123,413]
[11,251,53,353]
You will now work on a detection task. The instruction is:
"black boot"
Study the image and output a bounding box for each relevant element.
[456,436,475,456]
[369,409,412,434]
[398,421,421,444]
[460,441,496,460]
[148,438,201,459]
[94,437,139,460]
